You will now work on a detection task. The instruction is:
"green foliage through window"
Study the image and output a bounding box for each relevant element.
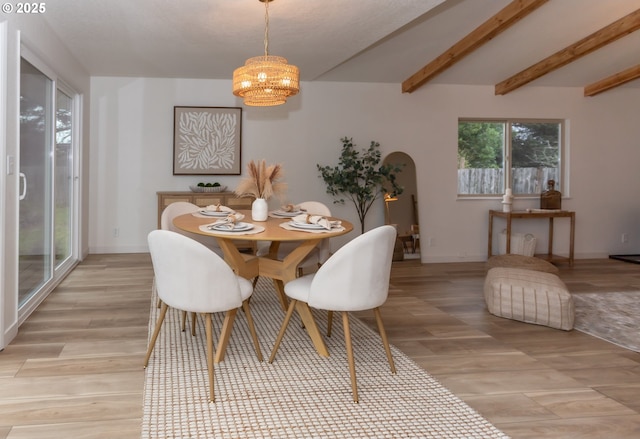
[458,119,562,196]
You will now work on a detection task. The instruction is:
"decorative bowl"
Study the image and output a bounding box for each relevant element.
[189,185,227,193]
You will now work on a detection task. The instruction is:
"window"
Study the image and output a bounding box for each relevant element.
[457,119,563,196]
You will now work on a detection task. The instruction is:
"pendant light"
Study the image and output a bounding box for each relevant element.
[232,0,300,106]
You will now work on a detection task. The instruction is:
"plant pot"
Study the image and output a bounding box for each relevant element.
[251,198,268,221]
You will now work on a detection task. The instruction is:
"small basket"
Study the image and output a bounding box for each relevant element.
[499,230,536,256]
[189,185,227,193]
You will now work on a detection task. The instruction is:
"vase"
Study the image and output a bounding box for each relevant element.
[251,198,268,221]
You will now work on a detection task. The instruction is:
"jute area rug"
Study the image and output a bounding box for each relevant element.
[573,291,640,353]
[142,278,509,439]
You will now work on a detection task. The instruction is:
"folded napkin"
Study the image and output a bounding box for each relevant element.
[205,204,234,213]
[281,203,305,212]
[292,213,341,230]
[210,212,245,230]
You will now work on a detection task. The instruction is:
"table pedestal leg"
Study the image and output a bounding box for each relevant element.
[215,238,259,280]
[259,239,329,356]
[272,279,289,312]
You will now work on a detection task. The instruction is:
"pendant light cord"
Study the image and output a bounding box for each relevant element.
[263,0,270,56]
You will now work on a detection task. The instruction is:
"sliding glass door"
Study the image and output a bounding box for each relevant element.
[18,57,53,307]
[54,89,74,268]
[18,53,78,316]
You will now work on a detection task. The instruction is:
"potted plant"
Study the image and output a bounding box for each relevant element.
[318,137,403,234]
[235,159,286,221]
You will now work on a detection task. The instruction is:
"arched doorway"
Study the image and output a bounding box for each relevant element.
[383,152,419,259]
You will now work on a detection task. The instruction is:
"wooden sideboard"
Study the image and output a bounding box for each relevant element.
[157,191,253,228]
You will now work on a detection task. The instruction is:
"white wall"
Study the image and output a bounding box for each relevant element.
[90,77,640,262]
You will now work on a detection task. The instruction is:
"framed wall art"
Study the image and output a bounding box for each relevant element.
[173,106,242,175]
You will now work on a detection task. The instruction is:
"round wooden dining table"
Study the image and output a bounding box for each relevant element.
[172,210,354,357]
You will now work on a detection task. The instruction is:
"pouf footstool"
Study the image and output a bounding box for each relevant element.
[484,267,574,330]
[486,254,560,275]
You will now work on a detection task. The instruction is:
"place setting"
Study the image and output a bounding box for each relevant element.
[192,203,237,219]
[269,203,307,218]
[280,212,344,233]
[198,212,265,235]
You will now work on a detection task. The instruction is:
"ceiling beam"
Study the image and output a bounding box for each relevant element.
[584,64,640,96]
[401,0,549,94]
[495,8,640,95]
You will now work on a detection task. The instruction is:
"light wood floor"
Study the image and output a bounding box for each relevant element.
[1,254,639,438]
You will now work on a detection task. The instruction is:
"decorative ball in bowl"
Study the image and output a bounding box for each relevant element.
[190,183,227,193]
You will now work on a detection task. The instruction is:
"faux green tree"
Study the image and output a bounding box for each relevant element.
[317,137,403,234]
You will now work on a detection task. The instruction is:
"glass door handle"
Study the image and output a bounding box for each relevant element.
[19,172,27,200]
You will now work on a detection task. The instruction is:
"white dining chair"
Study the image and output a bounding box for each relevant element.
[160,201,225,334]
[145,230,263,403]
[268,225,397,402]
[161,201,224,256]
[256,200,333,276]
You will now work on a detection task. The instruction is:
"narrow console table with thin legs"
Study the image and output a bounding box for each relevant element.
[488,210,575,266]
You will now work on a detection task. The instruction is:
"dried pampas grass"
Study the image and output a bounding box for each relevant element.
[235,159,287,200]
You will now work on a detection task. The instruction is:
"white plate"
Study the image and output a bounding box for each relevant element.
[288,221,326,230]
[199,209,234,217]
[272,210,303,217]
[210,222,254,232]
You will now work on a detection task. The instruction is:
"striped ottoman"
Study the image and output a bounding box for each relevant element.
[486,254,559,275]
[484,267,574,330]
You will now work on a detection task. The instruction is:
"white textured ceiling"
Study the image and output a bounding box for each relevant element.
[41,0,640,90]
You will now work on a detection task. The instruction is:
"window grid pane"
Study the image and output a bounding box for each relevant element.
[458,119,562,196]
[457,121,505,195]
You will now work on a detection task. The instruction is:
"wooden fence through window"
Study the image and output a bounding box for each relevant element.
[458,167,558,194]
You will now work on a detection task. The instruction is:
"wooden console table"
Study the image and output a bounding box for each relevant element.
[157,191,255,253]
[156,191,253,228]
[488,210,575,266]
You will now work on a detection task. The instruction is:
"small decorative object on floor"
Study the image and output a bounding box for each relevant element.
[540,179,561,209]
[234,159,287,221]
[501,188,513,212]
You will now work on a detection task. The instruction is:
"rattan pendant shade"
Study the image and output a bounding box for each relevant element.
[232,55,300,107]
[232,0,299,107]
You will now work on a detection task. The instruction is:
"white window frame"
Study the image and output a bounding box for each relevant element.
[457,118,566,198]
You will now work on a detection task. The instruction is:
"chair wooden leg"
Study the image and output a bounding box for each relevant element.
[144,302,169,368]
[190,312,197,336]
[242,299,263,362]
[374,307,396,374]
[214,309,237,363]
[180,311,197,335]
[342,312,359,403]
[327,311,334,337]
[205,313,215,403]
[153,278,161,308]
[268,299,297,363]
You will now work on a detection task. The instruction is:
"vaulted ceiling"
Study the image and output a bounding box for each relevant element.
[41,0,640,96]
